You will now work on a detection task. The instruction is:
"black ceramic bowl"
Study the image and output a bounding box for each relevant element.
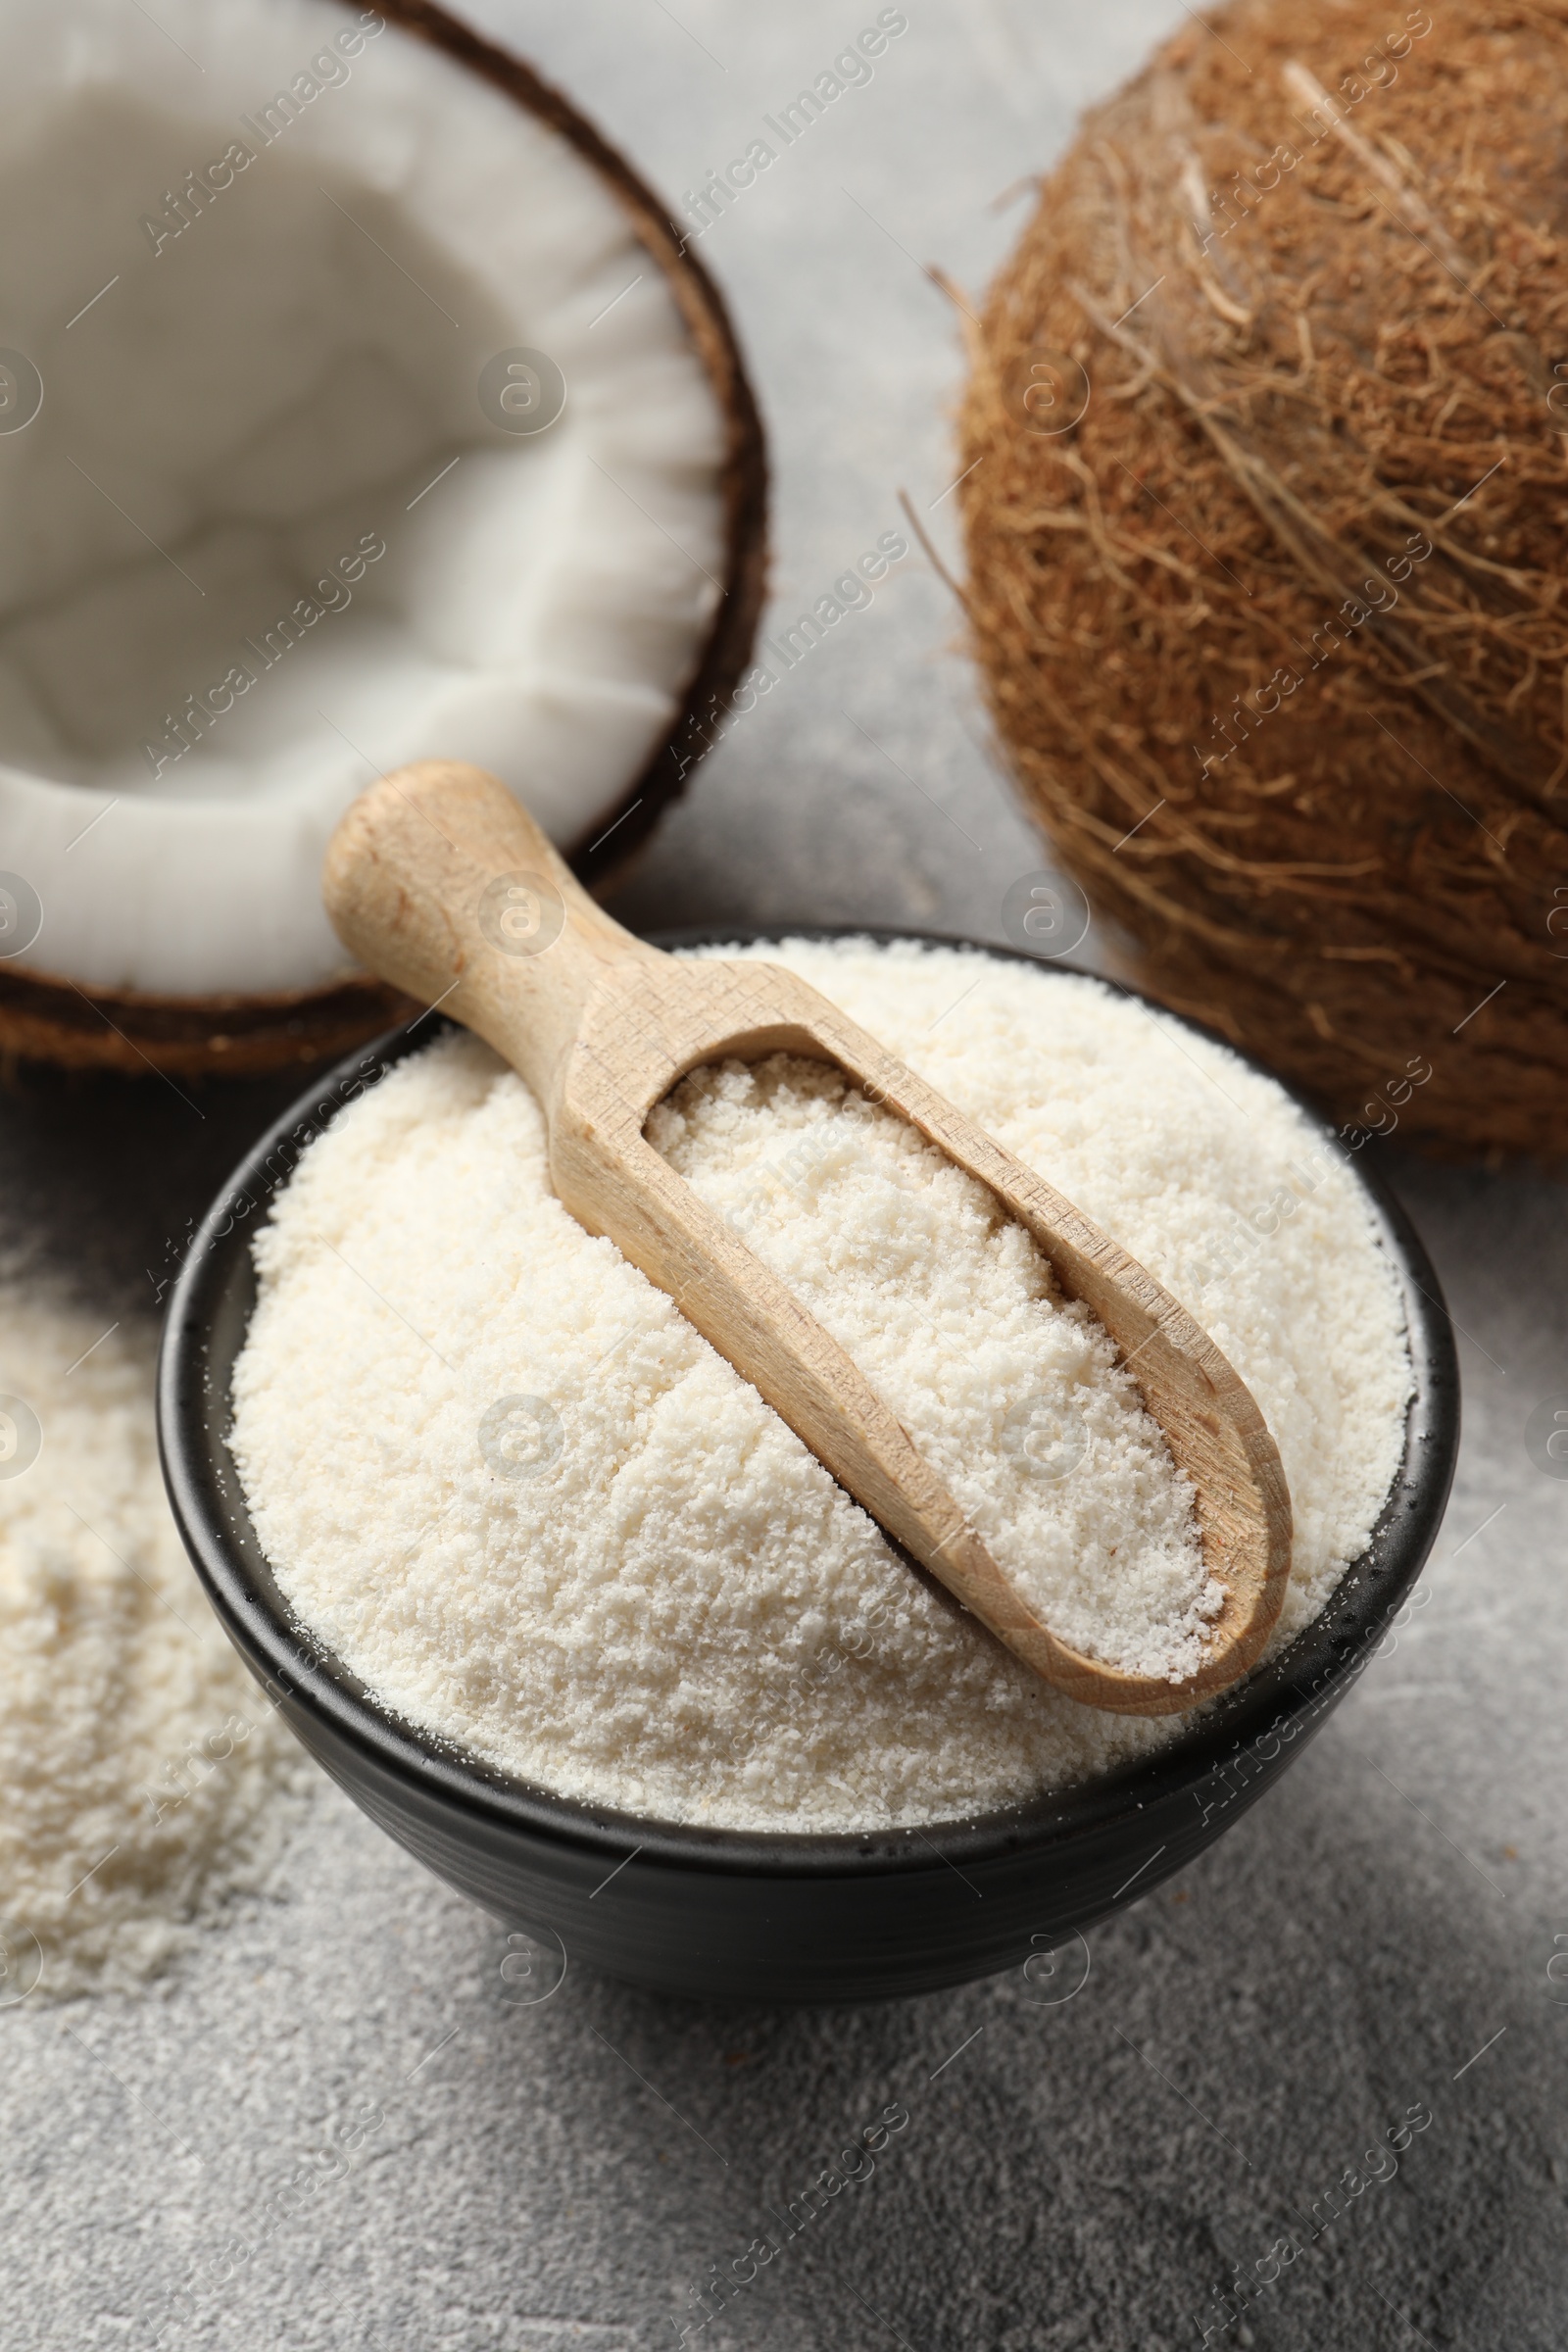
[159,931,1458,2005]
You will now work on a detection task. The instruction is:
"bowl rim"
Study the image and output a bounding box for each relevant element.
[158,925,1459,1879]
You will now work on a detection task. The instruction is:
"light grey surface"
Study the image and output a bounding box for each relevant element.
[3,6,1566,2349]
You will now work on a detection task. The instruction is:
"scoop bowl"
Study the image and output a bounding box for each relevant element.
[157,932,1458,2005]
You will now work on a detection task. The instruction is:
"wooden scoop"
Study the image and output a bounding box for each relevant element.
[322,761,1291,1716]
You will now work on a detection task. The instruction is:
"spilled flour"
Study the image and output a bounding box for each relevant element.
[0,1291,304,1997]
[230,941,1413,1832]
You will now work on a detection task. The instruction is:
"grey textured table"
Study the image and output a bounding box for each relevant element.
[4,5,1566,2347]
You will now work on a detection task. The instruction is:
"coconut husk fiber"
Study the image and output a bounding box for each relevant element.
[959,0,1568,1158]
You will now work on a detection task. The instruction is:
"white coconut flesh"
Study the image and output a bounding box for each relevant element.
[0,0,727,998]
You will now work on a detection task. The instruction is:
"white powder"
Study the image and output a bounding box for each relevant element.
[647,1054,1220,1679]
[0,1292,305,1998]
[230,942,1413,1832]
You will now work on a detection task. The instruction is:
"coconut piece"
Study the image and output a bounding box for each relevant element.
[959,0,1568,1159]
[0,0,764,1076]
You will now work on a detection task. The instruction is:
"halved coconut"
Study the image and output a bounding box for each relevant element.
[0,0,764,1073]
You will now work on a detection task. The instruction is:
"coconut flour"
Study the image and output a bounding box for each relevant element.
[0,1290,304,1997]
[648,1053,1221,1678]
[230,941,1412,1832]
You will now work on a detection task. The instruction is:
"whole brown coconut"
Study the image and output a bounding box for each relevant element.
[960,0,1568,1158]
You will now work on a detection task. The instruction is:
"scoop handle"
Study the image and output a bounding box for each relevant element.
[321,762,657,1107]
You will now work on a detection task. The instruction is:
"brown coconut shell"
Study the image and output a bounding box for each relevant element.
[960,0,1568,1159]
[0,0,766,1082]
